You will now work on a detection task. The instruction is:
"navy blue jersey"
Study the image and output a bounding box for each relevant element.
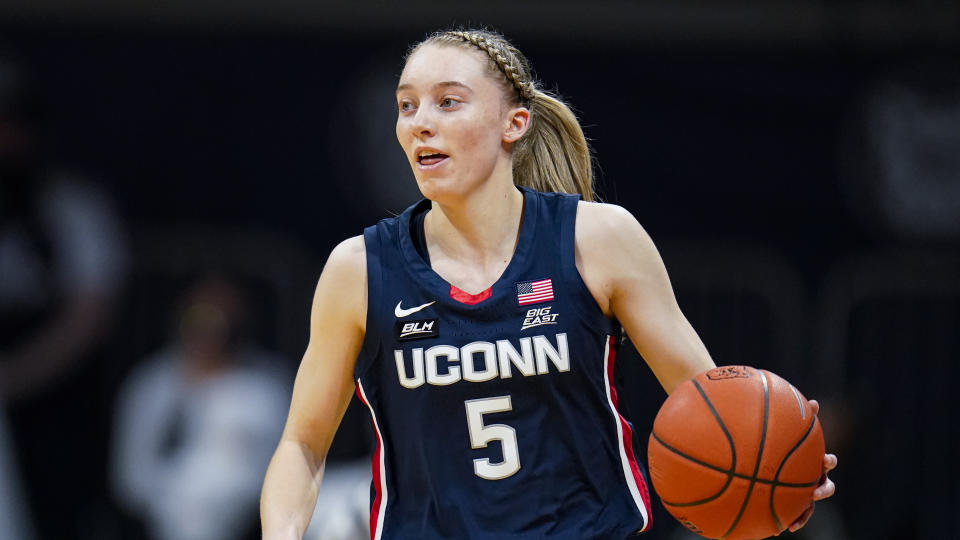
[355,187,652,539]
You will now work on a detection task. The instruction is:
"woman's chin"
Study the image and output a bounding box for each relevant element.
[414,177,462,203]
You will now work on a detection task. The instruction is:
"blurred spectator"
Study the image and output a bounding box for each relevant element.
[842,57,960,240]
[304,459,370,540]
[0,48,127,538]
[111,276,290,540]
[0,412,32,540]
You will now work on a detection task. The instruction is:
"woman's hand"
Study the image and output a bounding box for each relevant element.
[787,400,838,533]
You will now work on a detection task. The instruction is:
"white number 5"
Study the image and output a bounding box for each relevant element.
[464,396,521,480]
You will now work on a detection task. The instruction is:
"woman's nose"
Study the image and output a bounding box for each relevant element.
[410,107,435,138]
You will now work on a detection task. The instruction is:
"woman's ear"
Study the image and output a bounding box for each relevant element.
[503,106,531,143]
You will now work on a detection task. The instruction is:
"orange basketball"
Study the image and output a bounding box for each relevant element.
[647,365,824,539]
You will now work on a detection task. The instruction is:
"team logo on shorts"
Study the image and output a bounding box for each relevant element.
[395,318,439,341]
[521,306,558,331]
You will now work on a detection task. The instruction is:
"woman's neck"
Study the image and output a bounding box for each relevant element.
[424,177,525,284]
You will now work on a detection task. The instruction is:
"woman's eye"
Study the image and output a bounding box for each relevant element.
[440,98,458,108]
[398,101,414,113]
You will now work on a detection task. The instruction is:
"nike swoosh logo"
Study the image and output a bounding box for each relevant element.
[394,300,436,318]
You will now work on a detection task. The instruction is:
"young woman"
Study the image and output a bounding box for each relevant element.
[260,29,837,539]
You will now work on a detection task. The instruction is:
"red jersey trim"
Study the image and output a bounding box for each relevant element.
[449,284,492,305]
[603,335,653,531]
[356,380,387,540]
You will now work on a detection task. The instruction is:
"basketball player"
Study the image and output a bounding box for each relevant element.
[261,29,836,539]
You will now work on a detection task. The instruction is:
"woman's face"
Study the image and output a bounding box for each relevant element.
[395,44,520,201]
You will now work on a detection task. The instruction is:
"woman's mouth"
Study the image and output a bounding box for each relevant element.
[417,152,449,168]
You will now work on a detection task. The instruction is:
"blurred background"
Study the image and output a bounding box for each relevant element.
[1,1,958,539]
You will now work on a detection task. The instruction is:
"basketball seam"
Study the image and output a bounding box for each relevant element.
[649,379,738,508]
[719,369,770,540]
[650,371,822,537]
[649,431,820,491]
[649,432,735,507]
[769,414,820,533]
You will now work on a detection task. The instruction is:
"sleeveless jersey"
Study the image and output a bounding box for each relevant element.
[355,187,653,539]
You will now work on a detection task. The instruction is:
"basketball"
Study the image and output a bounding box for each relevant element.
[647,365,825,539]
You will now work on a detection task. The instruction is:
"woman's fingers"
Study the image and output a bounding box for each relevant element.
[789,502,815,532]
[814,453,837,500]
[813,474,836,501]
[788,404,837,532]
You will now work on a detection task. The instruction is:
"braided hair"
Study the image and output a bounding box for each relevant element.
[410,29,595,201]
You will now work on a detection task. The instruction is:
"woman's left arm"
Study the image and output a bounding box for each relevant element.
[574,201,836,530]
[574,201,715,394]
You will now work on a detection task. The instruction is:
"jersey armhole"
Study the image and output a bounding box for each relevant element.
[355,225,383,381]
[559,196,615,335]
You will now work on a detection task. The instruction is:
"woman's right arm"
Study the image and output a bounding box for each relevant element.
[260,236,368,540]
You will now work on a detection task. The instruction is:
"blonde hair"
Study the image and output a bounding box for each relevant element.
[411,29,595,201]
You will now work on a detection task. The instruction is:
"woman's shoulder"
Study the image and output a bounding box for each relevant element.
[574,200,663,276]
[311,235,369,333]
[572,200,671,317]
[326,235,366,269]
[574,200,646,245]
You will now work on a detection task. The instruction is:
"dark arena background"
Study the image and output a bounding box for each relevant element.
[1,1,958,539]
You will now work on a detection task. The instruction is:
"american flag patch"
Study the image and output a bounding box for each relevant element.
[516,278,554,305]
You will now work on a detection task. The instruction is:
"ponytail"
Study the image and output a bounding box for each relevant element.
[513,90,594,201]
[415,29,595,201]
